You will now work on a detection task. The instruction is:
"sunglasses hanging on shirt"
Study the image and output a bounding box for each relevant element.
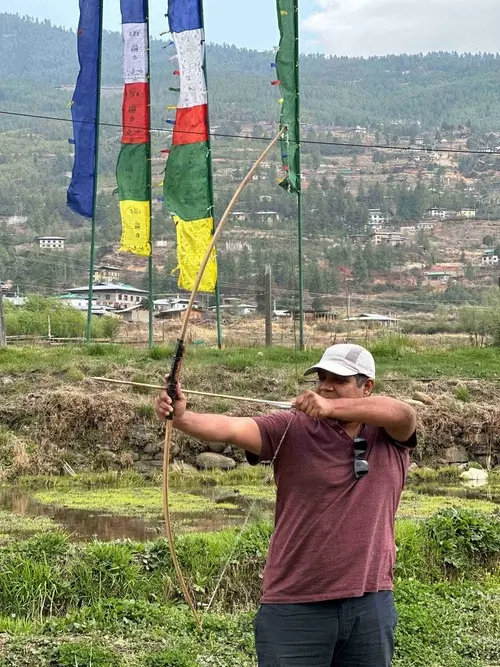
[353,436,369,480]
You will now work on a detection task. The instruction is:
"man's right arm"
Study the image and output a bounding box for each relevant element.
[155,388,262,456]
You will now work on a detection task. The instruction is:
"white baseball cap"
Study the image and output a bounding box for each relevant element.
[304,344,376,379]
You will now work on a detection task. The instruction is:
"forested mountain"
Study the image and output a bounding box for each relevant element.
[2,13,500,131]
[1,13,500,305]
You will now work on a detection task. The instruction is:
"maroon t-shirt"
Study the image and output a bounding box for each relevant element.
[251,410,415,604]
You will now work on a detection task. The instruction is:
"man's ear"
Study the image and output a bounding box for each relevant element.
[364,379,375,397]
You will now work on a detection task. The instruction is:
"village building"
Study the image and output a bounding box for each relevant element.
[36,236,65,250]
[368,209,392,226]
[423,271,456,283]
[59,293,97,312]
[457,209,477,219]
[371,231,409,247]
[67,283,147,309]
[256,211,280,223]
[115,305,150,323]
[154,297,203,320]
[343,313,398,328]
[231,212,249,222]
[426,207,451,219]
[481,249,499,266]
[92,266,121,283]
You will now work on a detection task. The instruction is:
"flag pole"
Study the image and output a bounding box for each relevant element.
[86,0,104,344]
[200,0,223,349]
[146,0,154,349]
[294,0,304,350]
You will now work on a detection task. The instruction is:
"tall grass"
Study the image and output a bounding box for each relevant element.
[0,510,498,621]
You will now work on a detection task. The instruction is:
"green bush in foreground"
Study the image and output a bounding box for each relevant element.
[56,642,121,667]
[425,507,500,572]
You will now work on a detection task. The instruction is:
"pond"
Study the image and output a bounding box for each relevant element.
[1,478,498,542]
[0,486,275,542]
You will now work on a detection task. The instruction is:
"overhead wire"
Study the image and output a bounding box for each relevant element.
[0,108,497,156]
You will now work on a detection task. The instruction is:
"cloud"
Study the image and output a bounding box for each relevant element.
[303,0,500,56]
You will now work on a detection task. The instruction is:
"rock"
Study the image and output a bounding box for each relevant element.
[408,462,419,470]
[207,441,226,454]
[440,446,469,464]
[196,452,237,470]
[461,468,488,482]
[406,399,425,407]
[412,391,434,405]
[128,426,156,447]
[1,377,14,386]
[144,441,162,456]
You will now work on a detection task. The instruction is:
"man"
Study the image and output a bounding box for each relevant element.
[155,343,416,667]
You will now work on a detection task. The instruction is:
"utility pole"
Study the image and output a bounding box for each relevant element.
[0,281,6,347]
[265,264,273,347]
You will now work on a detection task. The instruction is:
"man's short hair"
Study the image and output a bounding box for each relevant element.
[355,374,369,388]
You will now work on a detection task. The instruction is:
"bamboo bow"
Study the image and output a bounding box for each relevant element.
[163,128,286,630]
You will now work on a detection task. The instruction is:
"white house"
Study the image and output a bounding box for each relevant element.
[37,236,65,250]
[154,297,200,314]
[343,313,398,327]
[417,222,434,231]
[59,293,97,311]
[256,211,280,223]
[67,283,147,309]
[426,208,451,220]
[231,212,249,222]
[368,209,392,226]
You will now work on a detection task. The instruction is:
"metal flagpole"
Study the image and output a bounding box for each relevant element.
[200,0,223,349]
[146,0,154,349]
[293,0,304,350]
[86,0,104,343]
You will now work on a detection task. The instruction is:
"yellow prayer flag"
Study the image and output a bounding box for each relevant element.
[173,216,217,292]
[119,200,151,257]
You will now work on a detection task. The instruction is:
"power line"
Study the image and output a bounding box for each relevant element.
[0,108,497,156]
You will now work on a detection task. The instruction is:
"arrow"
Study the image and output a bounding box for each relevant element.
[90,377,292,410]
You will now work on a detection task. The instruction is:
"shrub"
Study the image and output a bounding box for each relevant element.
[56,641,121,667]
[424,508,500,574]
[143,650,196,667]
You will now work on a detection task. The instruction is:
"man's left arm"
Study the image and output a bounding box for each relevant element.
[293,394,416,443]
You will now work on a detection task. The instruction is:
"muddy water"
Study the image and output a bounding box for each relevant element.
[1,482,497,543]
[0,488,274,542]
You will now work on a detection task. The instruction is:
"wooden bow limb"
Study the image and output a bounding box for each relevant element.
[90,377,293,409]
[163,127,287,631]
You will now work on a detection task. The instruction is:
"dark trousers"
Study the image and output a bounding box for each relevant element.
[253,591,397,667]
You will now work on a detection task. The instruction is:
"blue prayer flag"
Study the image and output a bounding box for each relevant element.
[67,0,103,218]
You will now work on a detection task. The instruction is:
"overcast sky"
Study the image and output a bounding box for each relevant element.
[0,0,498,56]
